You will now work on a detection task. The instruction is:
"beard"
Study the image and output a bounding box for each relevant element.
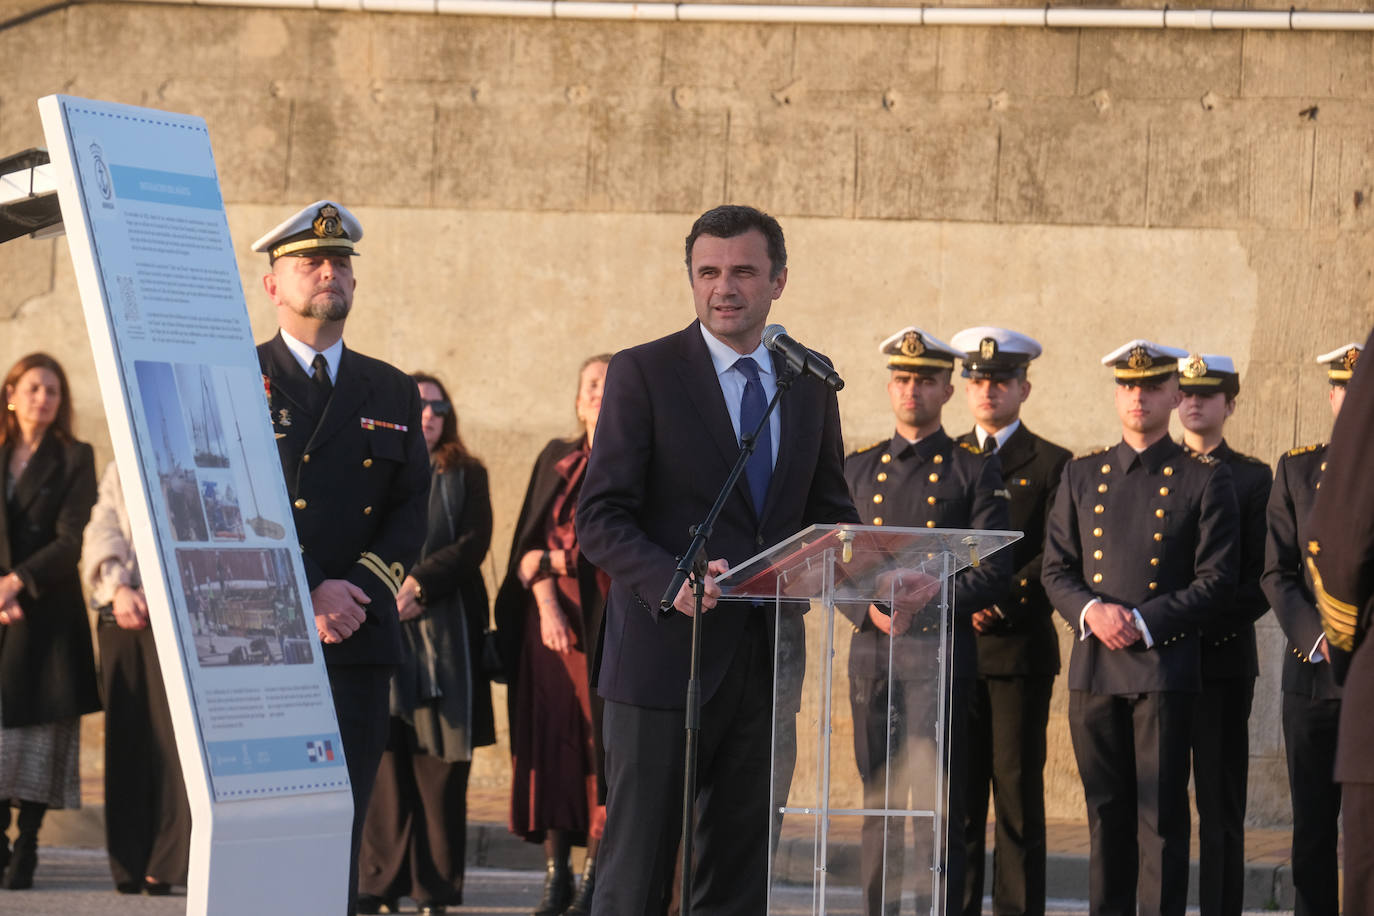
[295,287,351,322]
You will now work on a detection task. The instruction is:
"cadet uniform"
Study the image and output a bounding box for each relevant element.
[1307,337,1374,910]
[1176,355,1273,916]
[948,328,1069,916]
[1042,341,1238,916]
[1262,343,1362,916]
[843,327,1012,916]
[253,202,431,916]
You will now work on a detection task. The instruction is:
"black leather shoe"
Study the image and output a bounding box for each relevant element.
[114,881,142,895]
[356,894,393,914]
[2,837,35,890]
[531,857,572,915]
[143,879,172,896]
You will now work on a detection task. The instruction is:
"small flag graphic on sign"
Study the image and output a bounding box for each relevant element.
[306,739,335,763]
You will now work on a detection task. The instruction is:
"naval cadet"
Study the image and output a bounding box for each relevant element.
[1042,340,1238,916]
[253,201,431,916]
[1306,332,1374,912]
[1261,341,1362,916]
[948,327,1070,916]
[1175,353,1272,916]
[843,326,1012,916]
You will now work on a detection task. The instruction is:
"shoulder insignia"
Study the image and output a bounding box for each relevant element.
[853,439,886,455]
[1075,446,1112,460]
[1285,442,1324,458]
[958,441,982,455]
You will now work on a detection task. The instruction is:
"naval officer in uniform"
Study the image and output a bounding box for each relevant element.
[1306,332,1374,911]
[948,327,1069,916]
[253,201,431,916]
[1042,340,1238,916]
[1262,342,1362,916]
[843,326,1011,916]
[1175,353,1272,916]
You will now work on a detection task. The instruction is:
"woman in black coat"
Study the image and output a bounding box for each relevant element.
[357,372,495,916]
[0,353,100,890]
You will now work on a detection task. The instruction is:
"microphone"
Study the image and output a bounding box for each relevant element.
[762,325,845,391]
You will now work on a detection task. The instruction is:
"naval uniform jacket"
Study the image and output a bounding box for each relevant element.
[576,321,859,711]
[1186,440,1272,682]
[1262,443,1341,701]
[1042,437,1239,695]
[843,428,1013,680]
[955,424,1070,678]
[259,333,431,667]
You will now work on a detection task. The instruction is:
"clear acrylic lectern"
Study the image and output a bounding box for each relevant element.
[718,524,1020,916]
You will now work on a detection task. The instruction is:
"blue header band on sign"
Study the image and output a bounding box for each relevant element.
[109,165,223,210]
[207,734,347,776]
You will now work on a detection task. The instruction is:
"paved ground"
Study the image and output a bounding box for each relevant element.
[26,782,1313,913]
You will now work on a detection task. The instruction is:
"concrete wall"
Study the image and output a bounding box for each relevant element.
[3,0,1373,828]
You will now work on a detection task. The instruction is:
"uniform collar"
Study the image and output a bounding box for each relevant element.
[1115,435,1182,473]
[974,418,1021,450]
[891,427,951,463]
[279,329,344,384]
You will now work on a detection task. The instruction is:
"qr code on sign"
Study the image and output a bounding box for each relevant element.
[116,274,139,322]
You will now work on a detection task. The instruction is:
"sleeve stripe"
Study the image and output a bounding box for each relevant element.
[357,552,402,598]
[1308,556,1360,651]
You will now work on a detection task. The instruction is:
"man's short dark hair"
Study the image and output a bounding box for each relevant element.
[684,205,787,279]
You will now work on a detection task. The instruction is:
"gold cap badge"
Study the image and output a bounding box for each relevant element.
[1128,346,1151,370]
[1181,353,1208,379]
[312,204,344,240]
[980,337,997,360]
[901,331,926,357]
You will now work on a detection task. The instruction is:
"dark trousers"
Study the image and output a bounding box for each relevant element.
[329,665,394,916]
[1343,781,1374,915]
[1068,690,1193,916]
[98,622,191,889]
[359,718,472,906]
[1281,692,1342,916]
[962,674,1053,916]
[851,673,971,916]
[1190,678,1254,916]
[593,614,773,916]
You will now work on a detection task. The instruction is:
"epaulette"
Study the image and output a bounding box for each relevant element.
[1286,442,1325,458]
[1075,446,1112,460]
[958,441,982,455]
[853,439,886,455]
[1189,451,1217,465]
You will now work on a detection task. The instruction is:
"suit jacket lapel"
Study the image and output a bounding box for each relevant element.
[261,333,317,421]
[997,424,1036,476]
[675,323,759,515]
[307,347,371,452]
[9,432,61,518]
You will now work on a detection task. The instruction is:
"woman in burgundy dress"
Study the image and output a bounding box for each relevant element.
[495,354,610,916]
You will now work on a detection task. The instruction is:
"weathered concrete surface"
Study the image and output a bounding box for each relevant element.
[3,0,1374,828]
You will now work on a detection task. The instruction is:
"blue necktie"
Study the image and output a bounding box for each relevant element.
[735,357,772,514]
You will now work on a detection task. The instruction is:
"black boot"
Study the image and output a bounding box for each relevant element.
[3,801,44,890]
[531,858,572,916]
[565,852,597,916]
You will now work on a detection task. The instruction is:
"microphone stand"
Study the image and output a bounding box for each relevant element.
[659,365,795,916]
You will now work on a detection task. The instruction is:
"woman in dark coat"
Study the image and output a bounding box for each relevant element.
[357,372,495,916]
[0,352,100,890]
[494,353,611,916]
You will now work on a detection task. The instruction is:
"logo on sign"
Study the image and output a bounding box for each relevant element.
[89,142,114,209]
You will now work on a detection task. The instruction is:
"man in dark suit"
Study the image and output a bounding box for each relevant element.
[843,325,1012,916]
[1307,333,1373,911]
[1042,339,1238,916]
[1263,341,1362,916]
[946,327,1069,916]
[576,205,859,916]
[1173,353,1272,916]
[252,201,431,916]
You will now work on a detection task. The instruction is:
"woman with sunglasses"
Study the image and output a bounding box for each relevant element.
[357,373,495,916]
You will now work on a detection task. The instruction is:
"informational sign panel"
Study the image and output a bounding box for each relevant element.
[39,94,350,914]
